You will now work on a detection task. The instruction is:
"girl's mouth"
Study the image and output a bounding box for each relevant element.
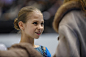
[35,32,41,35]
[37,33,40,35]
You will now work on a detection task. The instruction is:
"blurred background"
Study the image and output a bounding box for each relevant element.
[0,0,63,56]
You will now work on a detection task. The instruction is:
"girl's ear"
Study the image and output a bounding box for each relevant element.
[18,21,24,30]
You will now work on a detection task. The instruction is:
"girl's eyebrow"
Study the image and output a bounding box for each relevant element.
[42,21,44,23]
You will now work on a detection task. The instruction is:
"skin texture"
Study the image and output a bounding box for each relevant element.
[19,10,44,48]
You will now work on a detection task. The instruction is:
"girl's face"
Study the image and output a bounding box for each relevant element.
[23,11,44,39]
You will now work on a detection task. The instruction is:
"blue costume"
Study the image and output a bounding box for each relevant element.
[35,45,51,57]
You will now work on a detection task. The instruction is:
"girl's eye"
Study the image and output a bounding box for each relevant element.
[41,23,44,25]
[33,22,37,25]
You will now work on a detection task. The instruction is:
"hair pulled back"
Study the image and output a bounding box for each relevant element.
[14,6,41,30]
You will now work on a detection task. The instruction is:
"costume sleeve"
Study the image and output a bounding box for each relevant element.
[54,25,80,57]
[45,47,51,57]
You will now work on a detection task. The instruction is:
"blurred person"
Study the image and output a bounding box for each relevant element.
[53,0,86,57]
[0,44,7,50]
[0,43,42,57]
[14,6,51,57]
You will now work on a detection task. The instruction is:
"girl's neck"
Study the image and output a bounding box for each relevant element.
[20,34,34,47]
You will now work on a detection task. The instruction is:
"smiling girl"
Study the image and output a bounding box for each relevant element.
[14,6,51,57]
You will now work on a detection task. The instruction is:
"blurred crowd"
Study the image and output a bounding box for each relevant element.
[0,0,63,33]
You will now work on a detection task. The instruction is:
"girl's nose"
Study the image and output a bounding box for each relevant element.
[38,25,44,30]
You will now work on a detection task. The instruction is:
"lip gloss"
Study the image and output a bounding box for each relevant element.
[37,34,40,35]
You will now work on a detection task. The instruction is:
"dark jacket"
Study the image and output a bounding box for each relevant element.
[0,43,42,57]
[53,1,86,57]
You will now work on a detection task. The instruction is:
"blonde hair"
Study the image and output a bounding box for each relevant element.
[14,6,41,30]
[64,0,86,12]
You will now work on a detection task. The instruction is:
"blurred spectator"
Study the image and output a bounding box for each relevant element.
[53,0,86,57]
[0,0,63,33]
[0,44,7,50]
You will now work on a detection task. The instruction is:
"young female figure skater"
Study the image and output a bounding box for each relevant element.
[14,6,51,57]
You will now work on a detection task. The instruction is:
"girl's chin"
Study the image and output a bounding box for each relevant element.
[34,37,39,39]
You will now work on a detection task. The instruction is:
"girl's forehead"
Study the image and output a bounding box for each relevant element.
[33,10,42,15]
[26,11,43,21]
[27,11,42,17]
[27,10,42,16]
[27,18,44,23]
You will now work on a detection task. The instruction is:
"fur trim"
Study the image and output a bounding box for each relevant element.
[53,1,81,33]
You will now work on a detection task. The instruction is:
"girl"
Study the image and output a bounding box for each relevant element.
[14,6,51,57]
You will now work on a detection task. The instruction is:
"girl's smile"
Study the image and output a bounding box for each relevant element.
[35,32,41,35]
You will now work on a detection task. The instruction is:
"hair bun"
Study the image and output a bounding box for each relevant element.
[14,18,20,30]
